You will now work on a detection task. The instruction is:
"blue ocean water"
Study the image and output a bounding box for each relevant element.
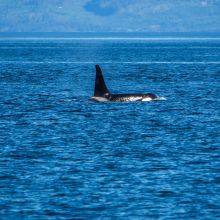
[0,36,219,219]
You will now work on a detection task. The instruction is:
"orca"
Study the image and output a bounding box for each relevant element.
[92,65,158,102]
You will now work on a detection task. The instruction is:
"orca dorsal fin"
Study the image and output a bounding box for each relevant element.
[94,65,110,97]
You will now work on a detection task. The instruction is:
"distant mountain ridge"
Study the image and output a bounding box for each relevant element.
[0,0,219,32]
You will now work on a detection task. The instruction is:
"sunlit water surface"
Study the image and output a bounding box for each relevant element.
[0,37,219,219]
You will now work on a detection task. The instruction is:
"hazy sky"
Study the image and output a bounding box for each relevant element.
[0,0,220,32]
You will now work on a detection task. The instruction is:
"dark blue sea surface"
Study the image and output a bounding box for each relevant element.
[0,37,219,219]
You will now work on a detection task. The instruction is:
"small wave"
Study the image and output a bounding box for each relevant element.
[156,96,167,101]
[141,96,166,102]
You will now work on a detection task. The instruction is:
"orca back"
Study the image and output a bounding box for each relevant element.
[94,65,110,97]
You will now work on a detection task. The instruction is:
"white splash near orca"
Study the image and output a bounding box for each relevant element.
[92,65,164,102]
